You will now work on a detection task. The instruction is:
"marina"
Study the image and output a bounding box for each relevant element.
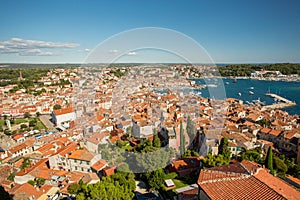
[192,78,300,115]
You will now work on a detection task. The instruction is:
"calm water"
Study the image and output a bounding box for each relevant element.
[192,78,300,116]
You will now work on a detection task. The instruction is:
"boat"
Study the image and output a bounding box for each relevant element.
[225,82,229,85]
[250,87,254,90]
[249,91,254,95]
[238,92,242,96]
[206,84,218,88]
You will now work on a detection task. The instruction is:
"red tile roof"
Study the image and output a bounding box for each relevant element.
[91,160,107,171]
[53,107,74,116]
[68,149,94,161]
[198,161,299,200]
[199,176,285,200]
[269,129,282,137]
[254,169,300,200]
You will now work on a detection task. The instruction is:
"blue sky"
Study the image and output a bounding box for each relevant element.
[0,0,299,63]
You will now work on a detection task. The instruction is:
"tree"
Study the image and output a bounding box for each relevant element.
[27,180,35,186]
[186,115,195,139]
[218,137,231,162]
[146,169,165,191]
[265,146,274,174]
[153,133,161,148]
[36,112,41,117]
[68,183,81,194]
[20,157,31,170]
[180,120,186,157]
[53,104,61,110]
[273,157,288,177]
[7,172,15,181]
[29,120,37,127]
[20,124,28,129]
[36,178,45,187]
[23,112,30,118]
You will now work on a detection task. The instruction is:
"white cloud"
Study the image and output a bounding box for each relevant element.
[0,38,79,56]
[109,49,119,53]
[127,51,137,56]
[19,49,62,56]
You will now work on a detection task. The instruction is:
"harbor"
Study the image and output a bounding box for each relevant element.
[263,93,296,110]
[192,78,300,115]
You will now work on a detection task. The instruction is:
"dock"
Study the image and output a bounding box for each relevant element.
[263,93,296,109]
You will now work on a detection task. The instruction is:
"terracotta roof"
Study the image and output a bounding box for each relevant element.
[9,143,28,154]
[103,166,115,176]
[254,169,300,200]
[172,156,203,171]
[199,176,285,200]
[10,183,42,199]
[91,160,107,171]
[36,143,55,154]
[68,149,94,161]
[198,161,300,200]
[269,129,282,137]
[53,107,74,116]
[261,127,271,134]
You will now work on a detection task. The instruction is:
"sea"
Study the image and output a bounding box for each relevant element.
[191,78,300,116]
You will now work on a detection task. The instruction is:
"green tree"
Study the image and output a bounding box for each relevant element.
[20,124,28,129]
[186,115,195,139]
[53,104,61,110]
[7,172,15,181]
[218,137,231,162]
[68,183,81,194]
[29,120,37,127]
[20,157,31,170]
[153,133,161,148]
[273,157,288,177]
[146,169,165,191]
[265,146,274,174]
[36,178,45,187]
[27,180,35,186]
[36,112,41,117]
[180,120,186,157]
[23,112,30,118]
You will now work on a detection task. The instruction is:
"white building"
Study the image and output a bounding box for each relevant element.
[52,107,76,129]
[132,120,153,138]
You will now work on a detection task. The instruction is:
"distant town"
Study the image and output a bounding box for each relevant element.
[0,63,300,200]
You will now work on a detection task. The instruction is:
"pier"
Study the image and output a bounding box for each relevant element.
[263,93,296,109]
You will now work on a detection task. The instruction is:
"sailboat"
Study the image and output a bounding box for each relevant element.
[249,91,254,95]
[238,92,242,96]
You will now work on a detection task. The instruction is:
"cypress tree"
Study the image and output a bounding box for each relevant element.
[218,137,231,163]
[180,120,185,157]
[265,146,274,174]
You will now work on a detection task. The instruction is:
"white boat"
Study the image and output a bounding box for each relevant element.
[196,91,202,96]
[250,87,254,90]
[225,82,229,85]
[206,84,218,88]
[238,92,242,96]
[249,91,254,95]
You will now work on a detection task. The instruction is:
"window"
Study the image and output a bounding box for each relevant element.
[74,160,77,163]
[86,161,90,165]
[81,168,84,171]
[75,166,78,170]
[88,169,90,172]
[80,160,83,164]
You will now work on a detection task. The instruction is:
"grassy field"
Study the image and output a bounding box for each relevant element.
[0,117,47,132]
[162,172,195,199]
